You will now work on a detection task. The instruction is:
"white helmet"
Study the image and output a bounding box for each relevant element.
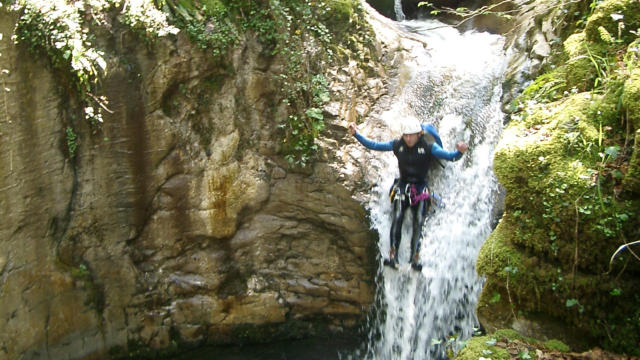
[402,117,422,135]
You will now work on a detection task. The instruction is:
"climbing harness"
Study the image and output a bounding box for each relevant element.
[389,180,430,207]
[409,184,430,206]
[389,179,445,210]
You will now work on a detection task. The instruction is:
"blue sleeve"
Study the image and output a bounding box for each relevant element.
[353,132,394,151]
[421,124,443,148]
[431,142,463,161]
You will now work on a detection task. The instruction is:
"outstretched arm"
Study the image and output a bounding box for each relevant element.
[431,142,468,161]
[348,123,394,151]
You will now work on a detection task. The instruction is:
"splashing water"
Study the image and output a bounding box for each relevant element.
[353,20,508,360]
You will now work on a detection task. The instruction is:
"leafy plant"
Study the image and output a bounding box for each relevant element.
[518,69,568,104]
[66,126,78,159]
[12,1,108,123]
[585,44,612,90]
[155,1,365,168]
[519,350,533,360]
[489,292,501,304]
[10,0,177,127]
[565,298,584,313]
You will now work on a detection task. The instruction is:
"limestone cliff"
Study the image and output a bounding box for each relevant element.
[0,2,393,359]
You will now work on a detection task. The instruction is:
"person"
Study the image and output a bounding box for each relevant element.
[348,117,468,270]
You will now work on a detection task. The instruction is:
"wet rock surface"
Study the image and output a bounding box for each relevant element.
[0,5,395,358]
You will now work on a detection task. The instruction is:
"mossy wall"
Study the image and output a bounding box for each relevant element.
[478,0,640,354]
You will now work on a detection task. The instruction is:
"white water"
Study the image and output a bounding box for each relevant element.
[353,20,508,360]
[394,0,406,21]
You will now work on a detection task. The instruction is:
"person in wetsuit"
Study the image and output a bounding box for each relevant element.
[348,117,468,270]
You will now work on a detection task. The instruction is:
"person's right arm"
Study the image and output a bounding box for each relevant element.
[354,132,394,151]
[348,123,393,151]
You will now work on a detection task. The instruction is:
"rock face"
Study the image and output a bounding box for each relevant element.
[0,5,390,359]
[500,0,583,112]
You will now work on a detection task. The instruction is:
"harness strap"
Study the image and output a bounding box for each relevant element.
[409,184,430,206]
[389,180,431,206]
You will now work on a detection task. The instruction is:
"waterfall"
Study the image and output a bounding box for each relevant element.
[394,0,405,21]
[353,19,508,360]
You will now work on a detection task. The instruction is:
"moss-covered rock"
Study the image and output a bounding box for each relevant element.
[622,49,640,193]
[480,86,640,353]
[544,338,571,352]
[491,94,621,265]
[624,39,640,70]
[563,33,608,92]
[623,129,640,193]
[585,0,640,44]
[455,328,556,360]
[622,68,640,130]
[477,220,523,285]
[516,66,567,105]
[455,335,510,360]
[493,328,526,342]
[481,0,640,354]
[323,0,357,34]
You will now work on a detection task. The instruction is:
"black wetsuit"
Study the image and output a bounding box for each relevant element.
[353,127,463,266]
[389,136,433,265]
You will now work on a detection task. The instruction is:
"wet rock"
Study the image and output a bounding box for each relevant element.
[0,4,384,358]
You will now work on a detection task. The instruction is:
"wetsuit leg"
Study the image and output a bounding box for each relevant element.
[410,198,429,264]
[389,195,408,262]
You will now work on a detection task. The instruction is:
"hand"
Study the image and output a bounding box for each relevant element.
[456,141,468,153]
[348,123,358,136]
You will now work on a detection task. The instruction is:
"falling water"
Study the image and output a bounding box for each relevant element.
[394,0,405,21]
[354,19,508,360]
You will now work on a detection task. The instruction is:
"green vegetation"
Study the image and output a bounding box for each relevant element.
[455,329,571,360]
[7,0,374,168]
[544,338,571,352]
[66,126,78,159]
[478,0,640,354]
[152,0,373,167]
[8,0,177,125]
[160,0,375,168]
[455,335,510,360]
[12,1,107,125]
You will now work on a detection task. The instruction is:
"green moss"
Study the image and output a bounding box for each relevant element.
[544,338,571,352]
[585,0,640,44]
[455,336,510,360]
[322,0,357,35]
[624,39,640,71]
[493,328,525,342]
[483,0,640,351]
[623,130,640,193]
[563,33,609,92]
[455,331,571,360]
[493,96,602,260]
[491,92,635,265]
[484,64,640,351]
[477,220,523,283]
[517,66,567,104]
[622,68,640,130]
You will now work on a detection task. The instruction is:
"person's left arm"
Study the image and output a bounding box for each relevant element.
[431,142,465,161]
